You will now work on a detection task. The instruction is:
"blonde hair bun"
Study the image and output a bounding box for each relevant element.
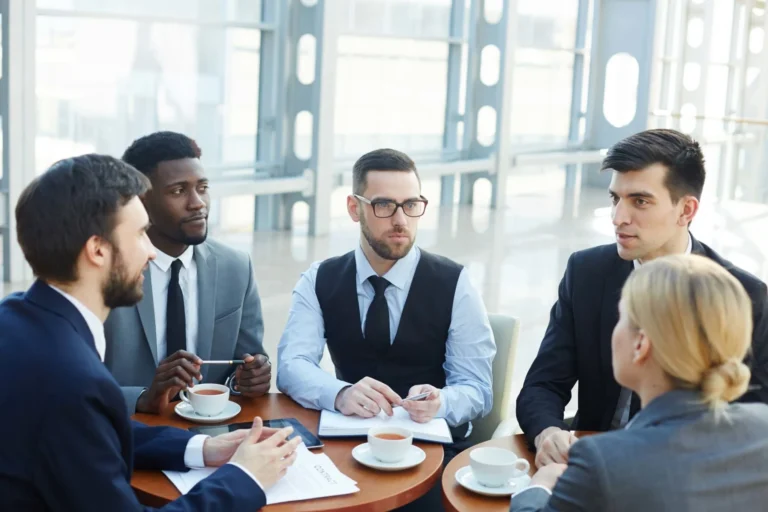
[701,358,751,406]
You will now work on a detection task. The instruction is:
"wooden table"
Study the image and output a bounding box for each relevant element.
[131,393,443,512]
[442,432,594,512]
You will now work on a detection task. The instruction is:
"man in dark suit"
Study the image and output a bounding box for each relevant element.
[0,155,300,511]
[516,129,768,467]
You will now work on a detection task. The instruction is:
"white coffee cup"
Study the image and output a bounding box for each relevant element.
[367,427,413,463]
[469,447,530,488]
[180,383,230,417]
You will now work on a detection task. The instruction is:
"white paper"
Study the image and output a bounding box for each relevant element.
[319,407,452,443]
[163,444,359,505]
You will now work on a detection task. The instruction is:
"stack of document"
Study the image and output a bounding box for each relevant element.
[319,407,453,444]
[163,444,359,505]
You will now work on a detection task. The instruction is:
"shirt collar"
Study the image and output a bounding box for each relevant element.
[49,285,106,361]
[354,244,420,291]
[151,245,194,273]
[633,233,693,269]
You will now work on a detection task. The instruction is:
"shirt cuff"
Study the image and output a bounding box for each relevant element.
[320,380,352,413]
[227,462,265,491]
[183,434,209,469]
[515,485,553,497]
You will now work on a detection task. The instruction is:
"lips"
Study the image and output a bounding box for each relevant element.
[183,215,207,224]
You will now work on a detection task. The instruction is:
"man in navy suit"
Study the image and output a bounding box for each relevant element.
[0,154,301,511]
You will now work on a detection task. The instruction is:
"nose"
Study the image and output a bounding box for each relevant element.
[391,205,408,226]
[188,190,205,211]
[144,233,157,261]
[612,199,631,227]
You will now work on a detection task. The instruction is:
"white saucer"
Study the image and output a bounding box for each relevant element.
[455,465,532,497]
[174,401,241,423]
[352,443,426,471]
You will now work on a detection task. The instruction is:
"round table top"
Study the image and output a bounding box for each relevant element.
[441,432,594,512]
[131,393,443,512]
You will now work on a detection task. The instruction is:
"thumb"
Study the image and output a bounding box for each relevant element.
[243,353,255,363]
[407,385,423,398]
[245,417,263,444]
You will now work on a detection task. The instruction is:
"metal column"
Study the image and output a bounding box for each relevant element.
[3,0,35,283]
[458,0,518,208]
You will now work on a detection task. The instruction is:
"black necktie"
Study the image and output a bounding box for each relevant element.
[166,259,186,358]
[365,276,391,355]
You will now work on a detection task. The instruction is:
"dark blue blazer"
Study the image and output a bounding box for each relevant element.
[0,280,266,511]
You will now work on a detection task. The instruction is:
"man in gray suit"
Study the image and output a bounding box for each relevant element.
[510,392,768,511]
[104,131,270,414]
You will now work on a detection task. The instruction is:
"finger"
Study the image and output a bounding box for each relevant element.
[259,427,280,441]
[280,448,299,470]
[277,435,302,458]
[361,388,393,416]
[401,400,432,413]
[241,353,257,369]
[548,444,569,465]
[535,452,554,469]
[239,364,271,379]
[367,379,402,405]
[245,417,263,444]
[241,383,271,398]
[551,437,571,462]
[238,372,272,386]
[262,426,294,448]
[407,385,425,397]
[158,376,190,393]
[164,350,203,365]
[157,366,196,387]
[157,358,202,381]
[348,400,376,418]
[355,393,381,416]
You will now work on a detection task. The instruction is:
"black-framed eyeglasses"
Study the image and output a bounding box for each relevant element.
[353,194,429,218]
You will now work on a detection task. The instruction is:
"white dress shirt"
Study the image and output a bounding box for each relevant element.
[50,285,208,468]
[150,245,199,362]
[277,245,496,428]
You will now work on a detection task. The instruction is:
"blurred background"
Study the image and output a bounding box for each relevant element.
[2,0,768,422]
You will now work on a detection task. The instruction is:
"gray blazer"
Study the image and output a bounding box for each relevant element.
[511,389,768,512]
[104,238,265,413]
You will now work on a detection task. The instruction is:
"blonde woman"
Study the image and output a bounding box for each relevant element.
[511,254,768,512]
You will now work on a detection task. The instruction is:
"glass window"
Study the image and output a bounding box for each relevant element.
[37,0,263,24]
[342,0,453,39]
[334,36,448,158]
[35,14,260,175]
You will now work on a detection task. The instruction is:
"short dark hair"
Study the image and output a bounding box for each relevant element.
[16,154,150,282]
[352,148,420,195]
[601,129,706,201]
[122,131,202,176]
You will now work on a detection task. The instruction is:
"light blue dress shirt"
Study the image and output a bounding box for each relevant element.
[277,245,496,428]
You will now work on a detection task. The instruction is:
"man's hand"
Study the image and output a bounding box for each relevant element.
[400,385,441,423]
[202,426,281,467]
[234,354,271,397]
[136,350,202,414]
[530,462,568,491]
[230,418,302,489]
[334,377,402,418]
[534,427,578,468]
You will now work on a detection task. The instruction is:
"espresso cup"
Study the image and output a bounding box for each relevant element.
[367,427,413,463]
[469,447,530,488]
[179,383,230,417]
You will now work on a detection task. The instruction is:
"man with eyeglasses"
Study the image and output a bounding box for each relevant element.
[277,148,495,470]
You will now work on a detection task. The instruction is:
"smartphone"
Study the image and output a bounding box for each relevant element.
[188,417,324,449]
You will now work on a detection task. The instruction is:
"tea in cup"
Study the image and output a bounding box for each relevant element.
[180,383,230,417]
[367,427,413,463]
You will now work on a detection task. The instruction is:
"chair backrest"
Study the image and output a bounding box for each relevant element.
[468,313,520,444]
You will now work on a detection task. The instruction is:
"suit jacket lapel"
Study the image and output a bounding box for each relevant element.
[195,242,217,375]
[136,267,159,364]
[600,253,634,428]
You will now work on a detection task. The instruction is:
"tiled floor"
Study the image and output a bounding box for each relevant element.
[5,166,768,426]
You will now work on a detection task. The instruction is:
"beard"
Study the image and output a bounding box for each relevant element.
[102,248,144,309]
[360,214,415,261]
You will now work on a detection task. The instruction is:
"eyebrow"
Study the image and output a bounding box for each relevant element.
[164,178,209,189]
[370,196,423,202]
[608,189,656,199]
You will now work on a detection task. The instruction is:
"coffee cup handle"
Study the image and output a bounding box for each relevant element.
[180,390,191,404]
[514,459,530,475]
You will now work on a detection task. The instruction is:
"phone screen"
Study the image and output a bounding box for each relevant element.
[188,418,324,449]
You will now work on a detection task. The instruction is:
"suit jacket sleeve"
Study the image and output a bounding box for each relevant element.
[131,420,194,471]
[740,279,768,404]
[235,255,266,360]
[33,394,266,512]
[122,386,145,416]
[510,437,606,512]
[516,253,579,446]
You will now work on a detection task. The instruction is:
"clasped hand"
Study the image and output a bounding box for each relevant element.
[334,378,442,423]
